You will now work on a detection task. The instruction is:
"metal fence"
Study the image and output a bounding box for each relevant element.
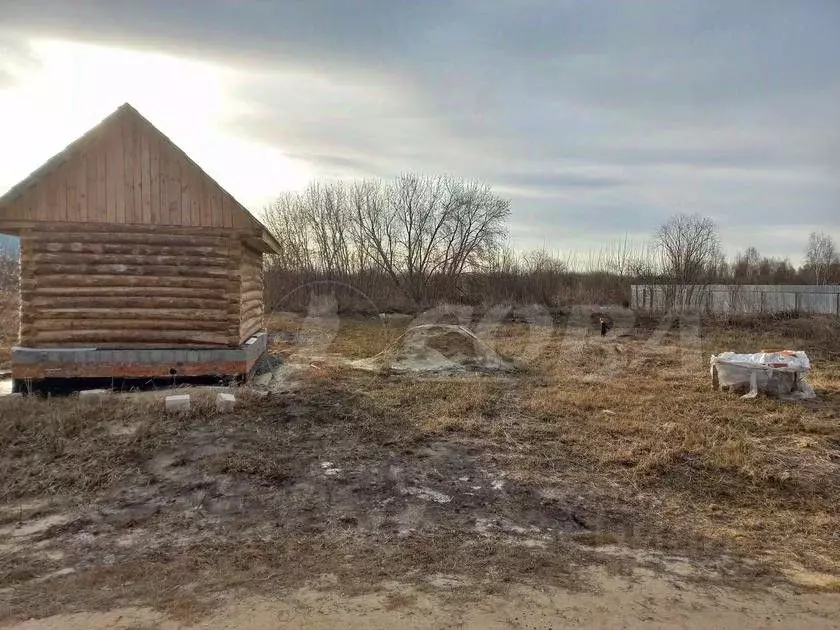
[631,284,840,315]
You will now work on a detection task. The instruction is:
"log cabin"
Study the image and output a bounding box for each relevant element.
[0,103,280,389]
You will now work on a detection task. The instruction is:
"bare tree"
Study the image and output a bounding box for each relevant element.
[732,246,761,282]
[264,174,510,305]
[655,214,722,282]
[350,178,402,288]
[654,213,722,309]
[0,244,18,293]
[263,192,316,271]
[359,174,508,302]
[0,245,20,352]
[804,231,839,284]
[729,246,801,284]
[263,181,360,276]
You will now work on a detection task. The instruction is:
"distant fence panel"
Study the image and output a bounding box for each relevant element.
[631,285,840,315]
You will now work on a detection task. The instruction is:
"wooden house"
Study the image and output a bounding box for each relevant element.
[0,103,279,386]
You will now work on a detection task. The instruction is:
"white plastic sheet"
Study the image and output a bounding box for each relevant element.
[710,351,815,400]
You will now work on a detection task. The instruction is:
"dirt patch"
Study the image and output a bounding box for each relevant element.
[1,316,839,625]
[6,574,840,629]
[0,382,602,623]
[353,324,514,373]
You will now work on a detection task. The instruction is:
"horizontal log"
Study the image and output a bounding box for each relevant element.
[240,281,263,293]
[29,296,233,310]
[30,222,246,237]
[33,264,234,278]
[23,308,229,322]
[35,241,232,257]
[27,330,232,346]
[29,252,231,268]
[240,290,264,304]
[23,318,237,333]
[241,311,263,325]
[29,286,231,299]
[31,232,232,248]
[240,304,263,317]
[241,314,263,328]
[23,275,228,289]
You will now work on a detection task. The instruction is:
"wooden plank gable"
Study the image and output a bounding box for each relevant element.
[0,103,280,253]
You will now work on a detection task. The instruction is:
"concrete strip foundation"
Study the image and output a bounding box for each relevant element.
[10,332,268,384]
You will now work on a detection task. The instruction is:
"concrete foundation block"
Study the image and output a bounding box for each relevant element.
[79,389,110,399]
[165,394,191,413]
[216,392,236,412]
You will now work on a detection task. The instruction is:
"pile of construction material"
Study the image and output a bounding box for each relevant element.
[710,350,815,400]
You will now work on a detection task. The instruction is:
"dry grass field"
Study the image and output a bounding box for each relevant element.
[1,310,839,626]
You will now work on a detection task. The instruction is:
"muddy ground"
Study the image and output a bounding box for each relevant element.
[0,381,757,623]
[2,315,840,627]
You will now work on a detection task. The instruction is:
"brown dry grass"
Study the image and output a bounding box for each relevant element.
[266,310,405,359]
[0,389,267,504]
[324,314,840,574]
[259,311,840,575]
[1,312,839,623]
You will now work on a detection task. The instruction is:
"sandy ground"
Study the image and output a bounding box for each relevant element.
[6,569,840,630]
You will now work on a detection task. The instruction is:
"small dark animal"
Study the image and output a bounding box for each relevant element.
[590,311,615,336]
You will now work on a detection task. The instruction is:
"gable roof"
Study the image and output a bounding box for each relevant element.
[0,103,280,254]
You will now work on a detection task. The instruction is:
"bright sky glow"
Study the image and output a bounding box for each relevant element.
[0,39,312,211]
[0,0,838,265]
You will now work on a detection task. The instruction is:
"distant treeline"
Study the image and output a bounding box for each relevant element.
[262,175,840,312]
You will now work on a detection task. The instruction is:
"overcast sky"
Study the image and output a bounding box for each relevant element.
[1,1,838,264]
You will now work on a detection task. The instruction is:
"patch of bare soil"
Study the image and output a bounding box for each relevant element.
[2,316,840,626]
[0,384,601,623]
[7,573,840,629]
[0,379,742,625]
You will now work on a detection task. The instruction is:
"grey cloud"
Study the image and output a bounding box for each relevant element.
[0,34,41,87]
[3,0,840,261]
[497,171,627,193]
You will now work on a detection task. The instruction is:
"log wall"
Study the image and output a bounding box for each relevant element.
[19,223,243,348]
[239,245,264,343]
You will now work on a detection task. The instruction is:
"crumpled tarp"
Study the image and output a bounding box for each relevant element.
[710,350,815,400]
